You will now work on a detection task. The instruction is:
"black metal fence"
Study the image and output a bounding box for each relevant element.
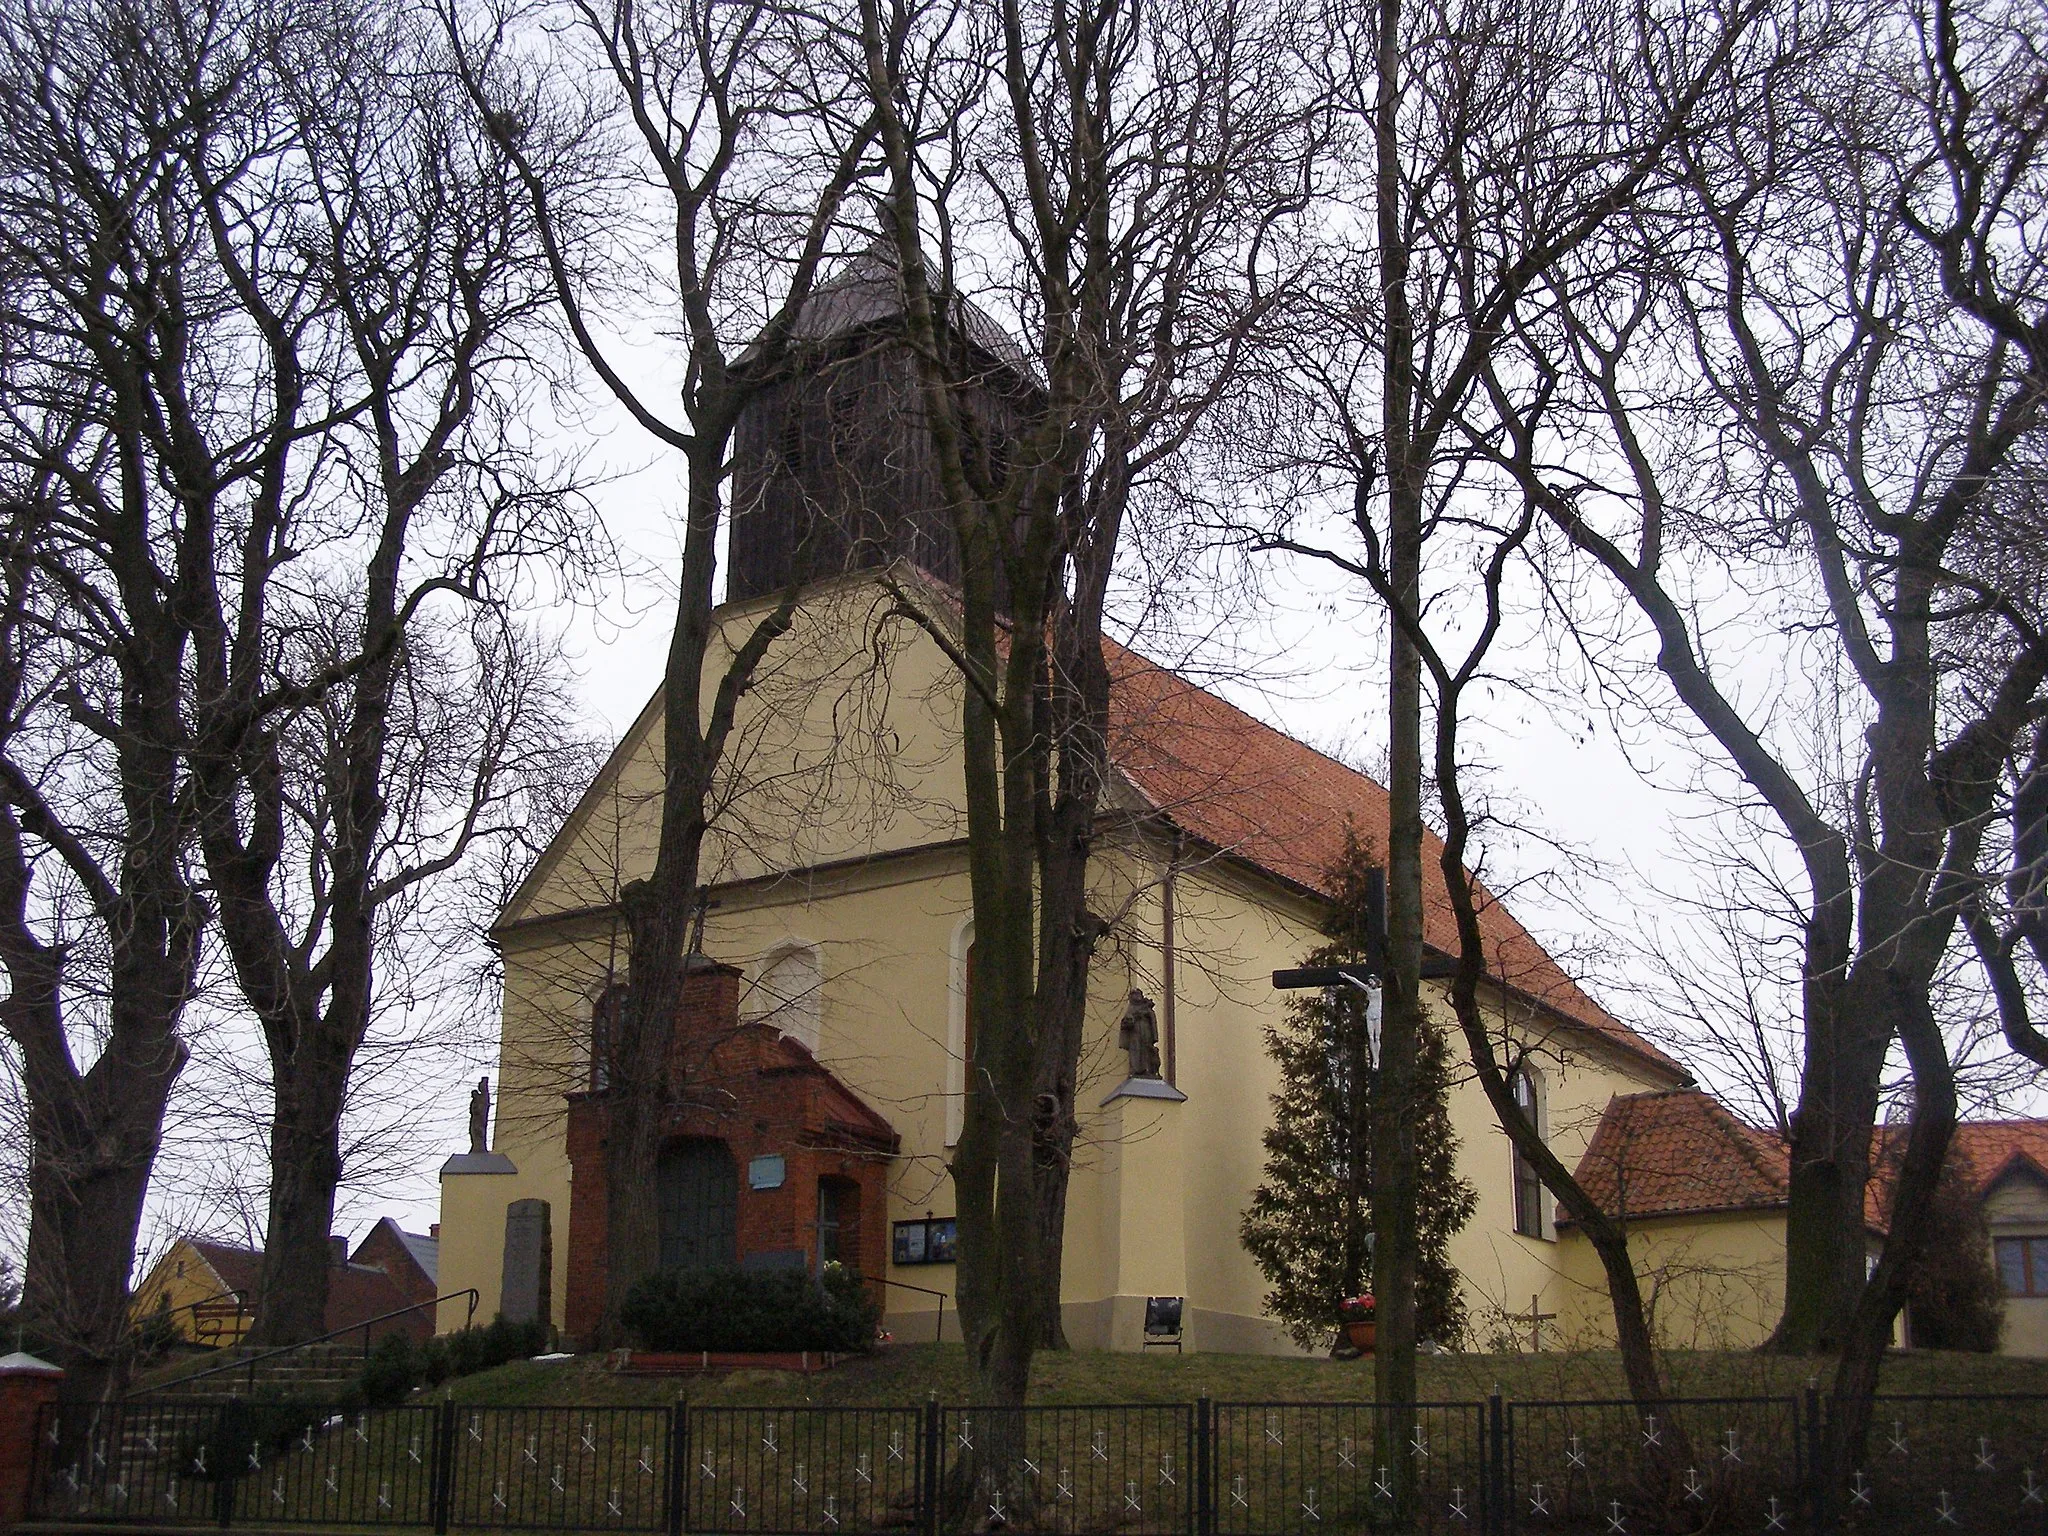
[27,1391,2048,1534]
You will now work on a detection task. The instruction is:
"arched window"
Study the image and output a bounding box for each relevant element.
[1510,1065,1550,1239]
[746,944,824,1053]
[591,983,625,1091]
[946,918,975,1146]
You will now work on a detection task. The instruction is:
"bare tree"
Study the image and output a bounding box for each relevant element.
[1475,0,2046,1488]
[0,0,264,1394]
[856,0,1319,1410]
[449,0,886,1343]
[1228,0,1767,1487]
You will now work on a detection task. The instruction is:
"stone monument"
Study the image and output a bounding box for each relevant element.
[499,1198,552,1328]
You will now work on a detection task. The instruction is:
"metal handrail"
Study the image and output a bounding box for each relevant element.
[861,1274,949,1343]
[129,1286,480,1397]
[134,1286,251,1351]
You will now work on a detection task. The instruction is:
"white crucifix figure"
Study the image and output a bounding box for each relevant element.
[355,1413,369,1443]
[1059,1467,1075,1502]
[1566,1434,1586,1470]
[249,1441,263,1471]
[609,1486,625,1518]
[582,1422,598,1454]
[957,1419,973,1453]
[1605,1500,1627,1533]
[326,1464,340,1494]
[60,1464,77,1493]
[1449,1486,1467,1521]
[1374,1466,1393,1500]
[1850,1470,1871,1506]
[823,1495,839,1528]
[764,1423,780,1455]
[1301,1485,1320,1521]
[273,1476,286,1506]
[1765,1496,1787,1532]
[492,1480,507,1510]
[793,1463,807,1495]
[164,1487,177,1510]
[1125,1481,1142,1514]
[47,1417,59,1446]
[1230,1474,1247,1508]
[91,1438,105,1469]
[378,1481,392,1510]
[640,1445,656,1477]
[1266,1413,1284,1446]
[469,1414,484,1444]
[409,1433,422,1465]
[1683,1467,1704,1501]
[2025,1470,2045,1507]
[110,1482,126,1504]
[1889,1421,1909,1456]
[989,1487,1007,1523]
[1721,1428,1742,1464]
[1529,1481,1550,1516]
[191,1446,207,1476]
[1641,1416,1660,1447]
[1338,1435,1356,1469]
[302,1425,316,1453]
[702,1454,718,1481]
[1411,1427,1430,1460]
[1024,1457,1041,1479]
[143,1429,159,1454]
[1161,1453,1176,1486]
[552,1465,565,1495]
[524,1435,539,1465]
[1092,1428,1109,1462]
[1976,1439,1996,1472]
[889,1430,904,1463]
[730,1488,747,1520]
[1936,1490,1959,1526]
[856,1453,873,1484]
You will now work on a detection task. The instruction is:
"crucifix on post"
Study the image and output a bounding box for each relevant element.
[1270,868,1458,1063]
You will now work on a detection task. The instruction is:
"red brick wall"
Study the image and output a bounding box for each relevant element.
[0,1366,61,1526]
[351,1222,435,1310]
[561,958,895,1346]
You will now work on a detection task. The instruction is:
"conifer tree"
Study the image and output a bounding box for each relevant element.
[1241,828,1477,1352]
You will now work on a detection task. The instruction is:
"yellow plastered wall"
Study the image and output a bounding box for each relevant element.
[1552,1211,1788,1351]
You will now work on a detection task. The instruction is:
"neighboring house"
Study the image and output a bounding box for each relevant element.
[434,255,1691,1352]
[1554,1090,2047,1357]
[350,1218,440,1316]
[133,1231,434,1349]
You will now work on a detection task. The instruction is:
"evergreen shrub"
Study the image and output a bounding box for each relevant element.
[620,1262,878,1353]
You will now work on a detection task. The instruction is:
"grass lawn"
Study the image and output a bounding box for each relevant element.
[443,1341,2048,1409]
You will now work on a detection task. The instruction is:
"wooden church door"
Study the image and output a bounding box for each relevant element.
[656,1139,739,1270]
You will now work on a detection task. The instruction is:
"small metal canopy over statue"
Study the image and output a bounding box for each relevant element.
[468,1076,492,1154]
[1119,989,1162,1079]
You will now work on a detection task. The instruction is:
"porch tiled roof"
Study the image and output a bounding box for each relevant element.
[1563,1089,1790,1223]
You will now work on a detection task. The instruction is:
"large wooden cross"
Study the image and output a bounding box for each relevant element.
[1518,1294,1558,1353]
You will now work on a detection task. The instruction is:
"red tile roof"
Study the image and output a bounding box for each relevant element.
[1562,1090,1790,1223]
[1565,1099,2048,1229]
[1102,642,1685,1079]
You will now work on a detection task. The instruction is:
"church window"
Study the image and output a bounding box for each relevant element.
[946,920,975,1146]
[656,1139,739,1271]
[745,944,824,1053]
[591,983,625,1091]
[1511,1066,1549,1239]
[818,1175,860,1270]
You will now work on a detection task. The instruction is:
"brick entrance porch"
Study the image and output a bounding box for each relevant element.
[563,958,899,1344]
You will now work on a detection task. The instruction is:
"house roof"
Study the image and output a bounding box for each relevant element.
[1562,1089,1790,1223]
[1101,642,1686,1079]
[1945,1122,2048,1201]
[356,1216,440,1287]
[179,1238,415,1334]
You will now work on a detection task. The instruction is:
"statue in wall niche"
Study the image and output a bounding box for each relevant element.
[1119,990,1162,1078]
[469,1076,492,1154]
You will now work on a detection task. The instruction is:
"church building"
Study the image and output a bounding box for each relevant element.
[434,256,1707,1355]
